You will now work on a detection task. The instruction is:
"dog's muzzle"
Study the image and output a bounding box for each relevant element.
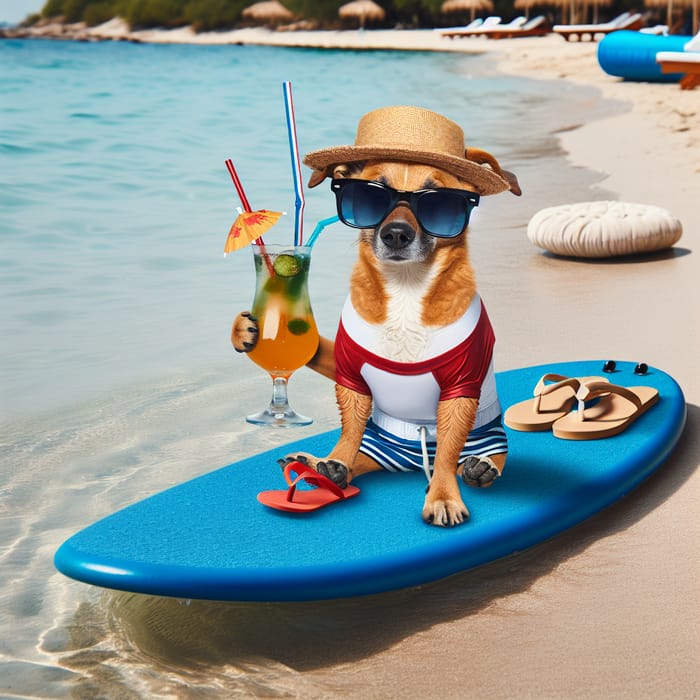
[380,221,415,250]
[374,211,434,262]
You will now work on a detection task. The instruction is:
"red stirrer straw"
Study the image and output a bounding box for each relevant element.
[224,158,275,275]
[225,159,253,215]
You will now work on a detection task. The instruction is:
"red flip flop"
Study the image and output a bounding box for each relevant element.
[257,462,360,513]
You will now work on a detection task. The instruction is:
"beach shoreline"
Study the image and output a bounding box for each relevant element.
[3,22,699,699]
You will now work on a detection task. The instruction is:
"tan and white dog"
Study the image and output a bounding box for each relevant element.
[233,106,520,527]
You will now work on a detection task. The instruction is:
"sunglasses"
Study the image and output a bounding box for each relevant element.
[331,178,480,239]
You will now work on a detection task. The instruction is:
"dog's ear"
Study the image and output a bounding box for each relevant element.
[500,169,522,197]
[307,166,331,188]
[466,147,522,196]
[306,162,366,188]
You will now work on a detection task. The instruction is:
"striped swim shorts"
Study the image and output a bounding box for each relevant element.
[359,414,508,473]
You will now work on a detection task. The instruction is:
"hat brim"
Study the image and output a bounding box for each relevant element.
[303,145,511,195]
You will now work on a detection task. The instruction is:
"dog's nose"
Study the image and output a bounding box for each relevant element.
[380,222,415,250]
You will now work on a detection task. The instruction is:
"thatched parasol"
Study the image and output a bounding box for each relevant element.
[516,0,581,24]
[441,0,495,22]
[241,1,293,25]
[513,0,544,19]
[338,0,386,28]
[560,0,613,24]
[645,0,698,32]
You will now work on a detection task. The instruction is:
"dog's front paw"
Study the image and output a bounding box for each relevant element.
[316,460,349,489]
[460,455,501,488]
[422,489,469,528]
[278,453,317,470]
[278,454,349,489]
[231,311,258,353]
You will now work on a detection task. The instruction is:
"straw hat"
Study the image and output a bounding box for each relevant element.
[303,105,520,196]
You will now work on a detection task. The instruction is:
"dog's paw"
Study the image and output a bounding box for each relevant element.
[460,455,501,488]
[316,460,349,489]
[231,311,258,353]
[278,453,317,469]
[421,496,469,528]
[277,454,349,489]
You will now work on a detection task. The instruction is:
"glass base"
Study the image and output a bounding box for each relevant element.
[246,375,312,427]
[246,405,312,427]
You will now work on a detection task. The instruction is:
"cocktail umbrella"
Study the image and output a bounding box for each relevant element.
[224,210,283,254]
[441,0,495,22]
[338,0,386,29]
[241,0,293,25]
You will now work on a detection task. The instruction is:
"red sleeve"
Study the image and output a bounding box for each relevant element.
[334,320,372,396]
[433,304,495,401]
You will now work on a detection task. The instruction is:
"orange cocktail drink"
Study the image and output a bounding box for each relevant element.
[248,246,318,378]
[246,244,318,426]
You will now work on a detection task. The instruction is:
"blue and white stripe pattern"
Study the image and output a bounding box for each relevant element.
[359,414,508,474]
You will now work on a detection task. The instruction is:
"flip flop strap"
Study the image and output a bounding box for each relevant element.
[283,462,345,502]
[533,374,579,412]
[575,382,642,421]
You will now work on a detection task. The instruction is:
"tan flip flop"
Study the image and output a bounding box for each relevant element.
[552,381,659,440]
[504,373,609,432]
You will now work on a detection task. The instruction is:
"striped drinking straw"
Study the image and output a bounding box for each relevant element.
[282,81,305,247]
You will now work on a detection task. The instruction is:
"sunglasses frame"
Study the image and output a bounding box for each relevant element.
[330,178,481,239]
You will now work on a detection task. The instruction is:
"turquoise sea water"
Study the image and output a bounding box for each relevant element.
[1,38,611,698]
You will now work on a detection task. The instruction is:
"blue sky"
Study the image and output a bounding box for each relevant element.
[1,0,44,23]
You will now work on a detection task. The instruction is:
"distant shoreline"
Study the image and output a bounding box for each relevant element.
[0,17,487,52]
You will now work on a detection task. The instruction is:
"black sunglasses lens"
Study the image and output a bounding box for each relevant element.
[417,191,469,238]
[334,180,479,237]
[339,181,392,228]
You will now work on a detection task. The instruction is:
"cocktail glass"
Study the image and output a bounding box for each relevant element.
[245,244,319,427]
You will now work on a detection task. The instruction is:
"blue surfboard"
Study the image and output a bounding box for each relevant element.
[54,360,685,602]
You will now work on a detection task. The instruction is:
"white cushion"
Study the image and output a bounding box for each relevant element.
[685,30,700,51]
[657,51,700,64]
[527,201,683,258]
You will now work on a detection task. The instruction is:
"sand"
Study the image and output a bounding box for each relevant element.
[15,21,700,698]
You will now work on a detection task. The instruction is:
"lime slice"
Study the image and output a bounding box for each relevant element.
[273,254,301,277]
[287,318,310,335]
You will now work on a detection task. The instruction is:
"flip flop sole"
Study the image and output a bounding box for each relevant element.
[552,386,659,440]
[257,483,360,512]
[504,375,607,431]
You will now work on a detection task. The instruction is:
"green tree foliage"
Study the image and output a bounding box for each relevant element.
[42,0,66,18]
[38,0,637,30]
[184,0,245,31]
[83,1,115,24]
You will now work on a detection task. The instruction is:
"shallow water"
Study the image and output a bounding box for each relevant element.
[0,38,618,698]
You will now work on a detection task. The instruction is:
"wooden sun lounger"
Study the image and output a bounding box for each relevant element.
[441,16,502,38]
[553,12,643,42]
[436,18,483,35]
[656,51,700,89]
[485,15,549,39]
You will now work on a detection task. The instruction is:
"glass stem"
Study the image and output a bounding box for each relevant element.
[270,376,290,410]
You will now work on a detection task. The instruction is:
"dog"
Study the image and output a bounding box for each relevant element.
[232,106,520,527]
